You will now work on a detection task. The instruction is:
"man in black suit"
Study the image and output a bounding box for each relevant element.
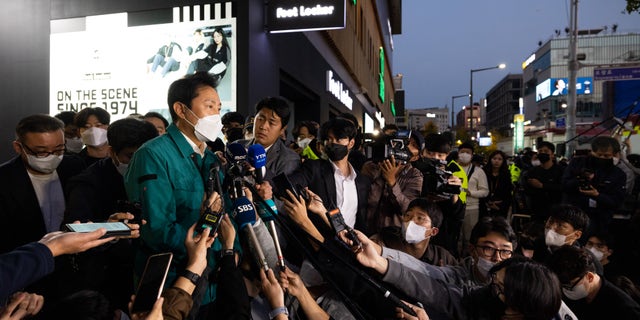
[0,114,84,254]
[289,117,371,234]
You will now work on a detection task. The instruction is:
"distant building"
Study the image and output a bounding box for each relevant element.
[521,30,640,150]
[456,104,481,131]
[406,107,449,133]
[485,74,523,136]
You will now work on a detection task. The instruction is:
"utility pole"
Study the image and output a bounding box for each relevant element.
[565,0,579,158]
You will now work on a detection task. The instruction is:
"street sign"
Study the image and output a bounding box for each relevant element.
[556,117,566,128]
[593,66,640,81]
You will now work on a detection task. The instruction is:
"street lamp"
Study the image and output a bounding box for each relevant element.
[451,94,469,129]
[469,63,506,133]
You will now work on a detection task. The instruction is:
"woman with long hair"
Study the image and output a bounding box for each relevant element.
[480,150,513,218]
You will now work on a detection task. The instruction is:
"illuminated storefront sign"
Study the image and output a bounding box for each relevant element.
[513,114,524,154]
[267,0,346,33]
[379,47,385,102]
[326,70,353,110]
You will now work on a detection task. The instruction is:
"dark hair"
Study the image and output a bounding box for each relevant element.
[168,72,219,123]
[410,130,425,151]
[43,290,113,320]
[407,198,443,228]
[213,27,230,50]
[458,141,475,153]
[221,111,245,126]
[491,257,562,320]
[107,118,158,154]
[144,111,169,128]
[588,232,614,250]
[537,141,555,153]
[74,107,110,128]
[320,117,357,141]
[548,245,595,285]
[293,121,319,138]
[54,111,77,126]
[254,97,291,127]
[382,124,399,133]
[469,216,517,247]
[424,133,451,154]
[16,114,64,141]
[591,136,620,154]
[549,204,589,232]
[483,150,509,176]
[337,113,362,150]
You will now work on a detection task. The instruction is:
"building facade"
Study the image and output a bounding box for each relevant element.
[521,31,640,151]
[0,0,402,161]
[485,74,523,137]
[407,107,449,133]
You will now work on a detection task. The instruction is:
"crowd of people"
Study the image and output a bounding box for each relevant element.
[1,71,640,319]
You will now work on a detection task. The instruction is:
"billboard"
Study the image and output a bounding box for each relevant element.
[535,77,592,102]
[50,3,237,122]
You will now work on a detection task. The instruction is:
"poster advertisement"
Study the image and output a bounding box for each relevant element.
[50,4,236,122]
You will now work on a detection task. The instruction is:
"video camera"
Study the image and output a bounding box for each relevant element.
[364,129,413,163]
[412,157,461,201]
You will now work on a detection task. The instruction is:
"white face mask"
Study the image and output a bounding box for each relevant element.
[563,281,589,300]
[475,256,495,279]
[184,107,222,142]
[531,159,541,167]
[298,137,312,150]
[545,228,568,247]
[26,154,63,174]
[65,137,84,153]
[81,127,108,147]
[402,221,428,244]
[458,153,472,164]
[587,246,604,261]
[613,157,620,166]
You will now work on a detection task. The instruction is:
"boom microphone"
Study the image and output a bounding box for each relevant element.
[234,195,269,271]
[247,144,267,184]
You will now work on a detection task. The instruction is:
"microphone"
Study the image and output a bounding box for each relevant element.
[256,198,285,270]
[196,163,225,236]
[326,209,362,252]
[247,144,285,270]
[226,142,247,164]
[247,144,267,184]
[234,195,269,271]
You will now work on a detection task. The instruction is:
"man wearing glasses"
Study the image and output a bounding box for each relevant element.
[548,245,640,319]
[375,216,517,287]
[0,115,85,255]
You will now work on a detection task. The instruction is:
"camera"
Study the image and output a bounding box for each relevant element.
[578,168,593,190]
[412,157,461,201]
[364,130,413,163]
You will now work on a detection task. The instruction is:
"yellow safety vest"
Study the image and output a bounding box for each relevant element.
[448,160,468,204]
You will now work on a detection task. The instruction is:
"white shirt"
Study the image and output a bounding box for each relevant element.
[331,161,358,228]
[180,131,204,156]
[28,171,65,232]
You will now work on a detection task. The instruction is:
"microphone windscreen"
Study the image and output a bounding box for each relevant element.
[226,143,247,162]
[247,144,267,169]
[234,196,256,229]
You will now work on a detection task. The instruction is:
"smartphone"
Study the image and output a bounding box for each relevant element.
[273,173,308,202]
[131,253,173,314]
[115,200,142,224]
[65,222,131,238]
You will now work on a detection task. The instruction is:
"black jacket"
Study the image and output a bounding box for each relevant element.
[0,155,84,254]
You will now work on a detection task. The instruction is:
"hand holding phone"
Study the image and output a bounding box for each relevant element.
[130,253,173,314]
[65,222,132,239]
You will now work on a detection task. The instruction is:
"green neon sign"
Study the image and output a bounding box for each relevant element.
[379,47,385,102]
[390,100,396,117]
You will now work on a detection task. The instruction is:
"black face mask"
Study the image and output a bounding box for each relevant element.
[537,153,551,163]
[591,156,613,168]
[325,143,349,161]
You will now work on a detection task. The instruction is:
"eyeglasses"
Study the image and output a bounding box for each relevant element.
[475,245,513,259]
[20,143,65,158]
[562,274,585,291]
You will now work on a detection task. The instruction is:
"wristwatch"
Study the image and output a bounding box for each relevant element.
[268,306,289,319]
[180,269,201,285]
[219,249,235,259]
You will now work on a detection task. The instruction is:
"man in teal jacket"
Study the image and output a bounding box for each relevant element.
[125,72,237,307]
